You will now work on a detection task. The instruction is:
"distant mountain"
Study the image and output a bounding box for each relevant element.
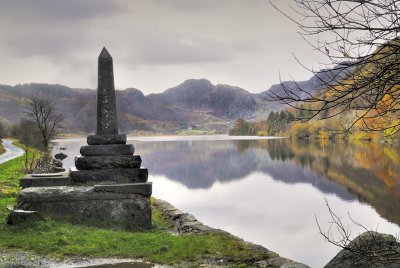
[0,80,276,134]
[0,67,346,134]
[264,64,354,101]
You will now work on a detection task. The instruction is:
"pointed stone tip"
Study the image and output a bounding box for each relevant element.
[99,47,112,59]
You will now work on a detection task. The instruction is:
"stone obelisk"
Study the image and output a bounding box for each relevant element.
[97,47,118,135]
[15,47,152,231]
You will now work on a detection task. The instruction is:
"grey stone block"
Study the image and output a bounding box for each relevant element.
[17,186,151,230]
[70,168,148,184]
[18,186,147,203]
[75,155,141,170]
[80,144,134,156]
[87,134,127,145]
[20,173,72,188]
[6,209,44,225]
[54,167,66,172]
[94,182,152,196]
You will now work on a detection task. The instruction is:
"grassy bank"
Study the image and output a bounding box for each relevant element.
[0,149,276,267]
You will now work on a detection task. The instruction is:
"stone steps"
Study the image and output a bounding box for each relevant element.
[18,183,152,230]
[6,209,43,225]
[75,155,142,170]
[20,172,71,188]
[70,168,148,184]
[80,144,134,156]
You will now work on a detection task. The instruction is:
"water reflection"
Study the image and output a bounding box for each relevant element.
[57,138,400,226]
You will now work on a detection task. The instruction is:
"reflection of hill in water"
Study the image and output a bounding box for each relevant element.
[136,141,258,189]
[136,139,400,226]
[136,140,354,201]
[236,139,400,227]
[58,138,400,227]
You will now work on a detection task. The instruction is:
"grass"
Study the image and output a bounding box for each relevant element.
[0,220,269,266]
[0,146,273,267]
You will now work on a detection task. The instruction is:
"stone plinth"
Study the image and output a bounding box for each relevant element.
[7,209,44,225]
[18,184,152,230]
[87,134,127,145]
[80,144,134,156]
[70,168,148,185]
[20,173,71,188]
[75,155,142,170]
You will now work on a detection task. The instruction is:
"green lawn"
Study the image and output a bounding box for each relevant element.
[0,145,274,267]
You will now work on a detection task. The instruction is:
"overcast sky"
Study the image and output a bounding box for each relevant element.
[0,0,323,94]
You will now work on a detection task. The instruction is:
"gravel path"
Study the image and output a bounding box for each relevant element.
[0,139,25,164]
[0,249,166,268]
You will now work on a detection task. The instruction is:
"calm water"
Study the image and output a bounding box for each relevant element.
[54,136,400,268]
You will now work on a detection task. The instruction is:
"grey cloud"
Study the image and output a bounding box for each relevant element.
[146,0,266,11]
[2,27,87,58]
[131,36,235,65]
[0,0,125,59]
[145,0,220,11]
[0,0,317,93]
[0,0,124,21]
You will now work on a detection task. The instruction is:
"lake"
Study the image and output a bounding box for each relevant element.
[54,136,400,268]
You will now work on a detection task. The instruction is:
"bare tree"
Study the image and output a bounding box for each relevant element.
[25,96,64,152]
[316,198,400,266]
[267,0,400,134]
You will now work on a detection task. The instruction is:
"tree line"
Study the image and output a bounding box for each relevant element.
[229,110,296,136]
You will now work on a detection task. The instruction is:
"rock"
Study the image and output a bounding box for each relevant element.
[80,144,134,156]
[18,186,152,230]
[52,159,63,167]
[20,173,71,188]
[6,209,44,225]
[75,155,141,170]
[281,262,310,268]
[325,231,400,268]
[94,183,152,196]
[53,167,66,172]
[54,152,67,160]
[254,260,308,268]
[70,168,148,184]
[153,199,212,234]
[87,134,127,145]
[18,185,152,203]
[34,161,54,174]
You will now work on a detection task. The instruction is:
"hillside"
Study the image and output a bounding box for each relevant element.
[0,80,276,134]
[232,43,400,140]
[264,63,354,101]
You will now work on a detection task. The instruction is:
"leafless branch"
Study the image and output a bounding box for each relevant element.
[267,0,400,134]
[25,95,64,152]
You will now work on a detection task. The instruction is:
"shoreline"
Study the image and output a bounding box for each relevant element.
[0,198,310,268]
[152,199,310,268]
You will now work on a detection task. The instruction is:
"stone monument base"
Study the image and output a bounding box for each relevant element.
[20,172,71,188]
[16,183,152,230]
